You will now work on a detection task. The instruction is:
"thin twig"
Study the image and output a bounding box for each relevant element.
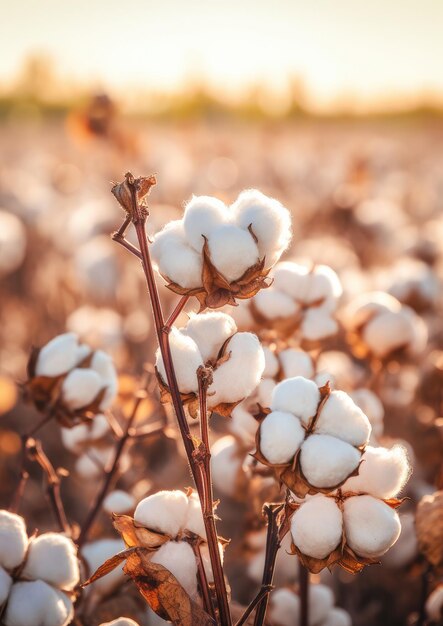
[165,295,190,328]
[112,232,142,260]
[236,585,273,626]
[299,561,309,626]
[192,541,217,622]
[9,470,29,514]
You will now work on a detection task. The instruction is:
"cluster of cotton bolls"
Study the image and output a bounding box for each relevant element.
[269,584,351,626]
[0,510,79,626]
[151,190,291,290]
[234,261,342,342]
[290,443,410,566]
[28,332,118,419]
[156,311,264,409]
[257,376,371,492]
[341,291,427,359]
[132,490,224,600]
[0,210,27,276]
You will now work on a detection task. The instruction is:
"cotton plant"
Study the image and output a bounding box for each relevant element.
[25,332,118,427]
[0,510,79,626]
[150,189,292,309]
[268,584,352,626]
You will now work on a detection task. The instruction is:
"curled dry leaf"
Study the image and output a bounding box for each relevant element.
[111,172,157,215]
[416,490,443,573]
[113,514,170,548]
[82,546,215,626]
[165,239,272,311]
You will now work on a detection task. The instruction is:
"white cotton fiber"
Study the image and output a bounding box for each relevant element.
[315,390,371,447]
[208,224,259,282]
[291,495,343,559]
[426,585,443,622]
[4,580,73,626]
[209,332,265,406]
[199,542,225,583]
[82,539,126,597]
[61,368,103,410]
[279,349,314,380]
[35,333,85,377]
[0,211,26,275]
[103,490,136,515]
[263,346,280,378]
[75,445,114,478]
[0,565,12,605]
[349,389,384,437]
[257,378,276,409]
[157,239,203,289]
[309,584,335,625]
[184,312,237,363]
[183,195,229,252]
[268,588,300,626]
[300,435,361,488]
[273,262,309,300]
[134,490,189,538]
[211,436,242,497]
[260,411,305,464]
[305,265,342,304]
[22,533,79,590]
[271,377,320,425]
[184,492,205,539]
[253,288,299,320]
[230,403,258,448]
[0,510,28,570]
[343,495,401,558]
[227,299,256,331]
[90,350,119,410]
[342,445,410,499]
[100,619,140,626]
[156,328,203,394]
[342,292,401,331]
[61,414,110,453]
[150,220,187,263]
[323,608,352,626]
[231,189,291,266]
[301,308,338,342]
[150,541,198,599]
[362,310,413,357]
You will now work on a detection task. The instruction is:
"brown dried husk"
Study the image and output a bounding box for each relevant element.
[23,347,109,428]
[164,238,272,311]
[416,490,443,573]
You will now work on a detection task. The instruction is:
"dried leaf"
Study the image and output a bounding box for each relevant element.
[113,514,170,548]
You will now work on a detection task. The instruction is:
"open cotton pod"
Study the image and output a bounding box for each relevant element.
[155,312,264,417]
[268,584,336,626]
[21,533,80,591]
[0,510,28,570]
[4,580,73,626]
[81,539,126,598]
[254,378,371,497]
[151,190,291,309]
[25,333,118,427]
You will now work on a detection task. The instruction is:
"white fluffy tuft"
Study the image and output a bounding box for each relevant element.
[150,541,198,599]
[279,348,314,380]
[61,368,103,410]
[208,224,259,282]
[260,411,305,464]
[263,347,280,378]
[99,619,140,626]
[301,307,339,341]
[253,288,299,320]
[103,490,136,515]
[35,333,85,377]
[82,539,126,597]
[184,492,206,539]
[156,239,203,289]
[230,403,259,448]
[156,328,203,394]
[22,533,79,590]
[183,195,229,252]
[315,390,371,447]
[0,566,12,605]
[362,310,414,357]
[210,436,243,497]
[290,495,343,559]
[4,580,73,626]
[300,434,361,488]
[134,490,189,538]
[271,377,320,425]
[268,588,299,626]
[0,510,28,570]
[183,311,237,363]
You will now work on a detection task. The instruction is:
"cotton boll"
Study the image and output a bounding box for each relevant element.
[90,350,118,409]
[184,312,237,362]
[323,608,352,626]
[305,266,342,305]
[309,584,335,625]
[150,541,198,599]
[134,490,189,538]
[35,333,85,377]
[343,495,401,558]
[75,446,114,478]
[211,436,243,497]
[61,368,103,410]
[22,533,79,590]
[349,389,384,438]
[157,239,203,289]
[253,288,299,320]
[184,493,205,539]
[100,619,140,626]
[273,262,309,300]
[0,510,28,570]
[301,308,339,342]
[232,190,291,266]
[75,237,119,300]
[150,220,187,262]
[61,414,110,453]
[208,224,259,282]
[362,311,414,357]
[315,390,371,447]
[230,403,258,448]
[4,580,73,626]
[156,328,203,394]
[260,411,305,464]
[342,292,401,331]
[103,490,136,515]
[82,539,126,597]
[271,377,320,425]
[342,445,410,499]
[291,495,343,559]
[183,195,229,252]
[426,585,443,622]
[263,347,280,378]
[209,332,265,406]
[199,542,225,583]
[300,435,361,488]
[257,378,276,408]
[279,349,314,380]
[0,566,12,605]
[268,588,300,626]
[0,211,26,275]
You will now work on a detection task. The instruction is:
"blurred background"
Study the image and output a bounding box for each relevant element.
[1,2,443,625]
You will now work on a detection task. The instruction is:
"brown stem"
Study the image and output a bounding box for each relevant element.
[236,585,273,626]
[417,561,432,626]
[9,470,29,514]
[197,367,232,626]
[192,541,217,622]
[253,503,286,626]
[77,389,146,547]
[299,562,309,626]
[112,232,142,260]
[26,438,71,535]
[166,295,190,328]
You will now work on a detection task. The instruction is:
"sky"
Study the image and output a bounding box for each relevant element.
[2,0,443,112]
